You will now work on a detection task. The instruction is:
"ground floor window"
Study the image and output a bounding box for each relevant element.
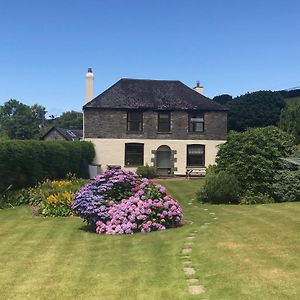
[125,143,144,166]
[187,144,205,166]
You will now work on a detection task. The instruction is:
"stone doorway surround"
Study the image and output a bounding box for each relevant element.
[151,145,177,176]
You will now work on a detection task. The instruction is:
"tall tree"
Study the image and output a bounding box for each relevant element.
[0,99,46,139]
[49,111,83,129]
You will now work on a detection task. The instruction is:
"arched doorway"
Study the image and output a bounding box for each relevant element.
[156,145,173,176]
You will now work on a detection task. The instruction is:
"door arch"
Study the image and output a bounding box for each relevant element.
[156,145,171,168]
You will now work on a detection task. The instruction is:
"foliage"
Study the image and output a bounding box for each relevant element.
[240,193,274,205]
[273,169,300,202]
[216,126,295,196]
[280,101,300,144]
[136,164,157,179]
[72,169,182,234]
[226,91,286,132]
[197,170,241,204]
[0,99,46,139]
[212,94,233,106]
[278,88,300,99]
[47,111,83,129]
[28,176,86,216]
[0,187,29,209]
[0,140,95,191]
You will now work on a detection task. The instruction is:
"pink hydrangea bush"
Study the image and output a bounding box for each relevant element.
[72,169,182,234]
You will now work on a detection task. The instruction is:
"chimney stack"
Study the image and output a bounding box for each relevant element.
[85,68,94,103]
[193,81,204,95]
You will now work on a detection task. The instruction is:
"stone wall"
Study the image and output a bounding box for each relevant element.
[84,109,227,140]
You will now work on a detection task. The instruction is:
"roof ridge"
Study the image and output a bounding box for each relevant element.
[120,78,181,82]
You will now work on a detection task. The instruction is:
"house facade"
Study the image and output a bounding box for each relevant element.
[83,72,227,175]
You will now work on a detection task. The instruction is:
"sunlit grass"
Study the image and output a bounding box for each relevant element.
[0,179,300,299]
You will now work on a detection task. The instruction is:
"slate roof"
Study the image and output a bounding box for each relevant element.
[41,127,83,141]
[84,79,227,111]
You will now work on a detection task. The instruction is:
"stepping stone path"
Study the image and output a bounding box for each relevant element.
[183,267,196,275]
[189,285,205,295]
[179,207,220,296]
[182,248,192,255]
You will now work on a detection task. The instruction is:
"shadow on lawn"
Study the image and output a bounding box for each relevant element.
[78,224,97,233]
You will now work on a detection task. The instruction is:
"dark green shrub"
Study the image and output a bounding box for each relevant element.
[0,140,95,191]
[136,165,157,179]
[240,193,274,205]
[216,126,295,196]
[197,171,241,204]
[273,169,300,202]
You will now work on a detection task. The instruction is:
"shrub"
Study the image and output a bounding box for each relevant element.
[0,187,29,209]
[216,126,295,196]
[28,176,86,217]
[240,193,274,205]
[136,165,157,179]
[197,170,241,204]
[72,169,182,234]
[280,101,300,144]
[0,140,95,191]
[273,169,300,202]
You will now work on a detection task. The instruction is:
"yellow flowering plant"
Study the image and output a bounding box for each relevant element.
[28,176,87,217]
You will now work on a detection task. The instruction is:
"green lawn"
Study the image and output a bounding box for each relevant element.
[0,180,300,299]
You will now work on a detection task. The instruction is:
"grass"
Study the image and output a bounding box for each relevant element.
[1,180,300,299]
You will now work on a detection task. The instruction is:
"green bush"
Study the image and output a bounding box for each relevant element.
[216,126,295,196]
[197,170,241,204]
[280,101,300,144]
[136,165,157,179]
[0,140,95,191]
[273,169,300,202]
[28,176,86,217]
[240,193,274,205]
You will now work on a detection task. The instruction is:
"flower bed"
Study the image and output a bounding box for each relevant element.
[72,169,182,234]
[28,176,86,217]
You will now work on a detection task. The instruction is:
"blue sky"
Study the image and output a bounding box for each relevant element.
[0,0,299,116]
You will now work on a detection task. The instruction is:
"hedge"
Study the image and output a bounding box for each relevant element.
[0,140,95,191]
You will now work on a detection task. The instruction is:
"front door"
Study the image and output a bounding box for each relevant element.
[156,145,172,176]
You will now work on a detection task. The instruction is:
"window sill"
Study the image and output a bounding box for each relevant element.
[124,165,143,168]
[186,165,206,168]
[126,131,144,134]
[157,131,172,134]
[188,131,205,134]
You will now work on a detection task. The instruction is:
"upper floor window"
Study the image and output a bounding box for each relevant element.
[125,143,144,166]
[158,112,171,132]
[127,112,143,132]
[187,144,205,166]
[189,112,204,132]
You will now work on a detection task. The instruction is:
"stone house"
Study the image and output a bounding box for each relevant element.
[83,69,227,176]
